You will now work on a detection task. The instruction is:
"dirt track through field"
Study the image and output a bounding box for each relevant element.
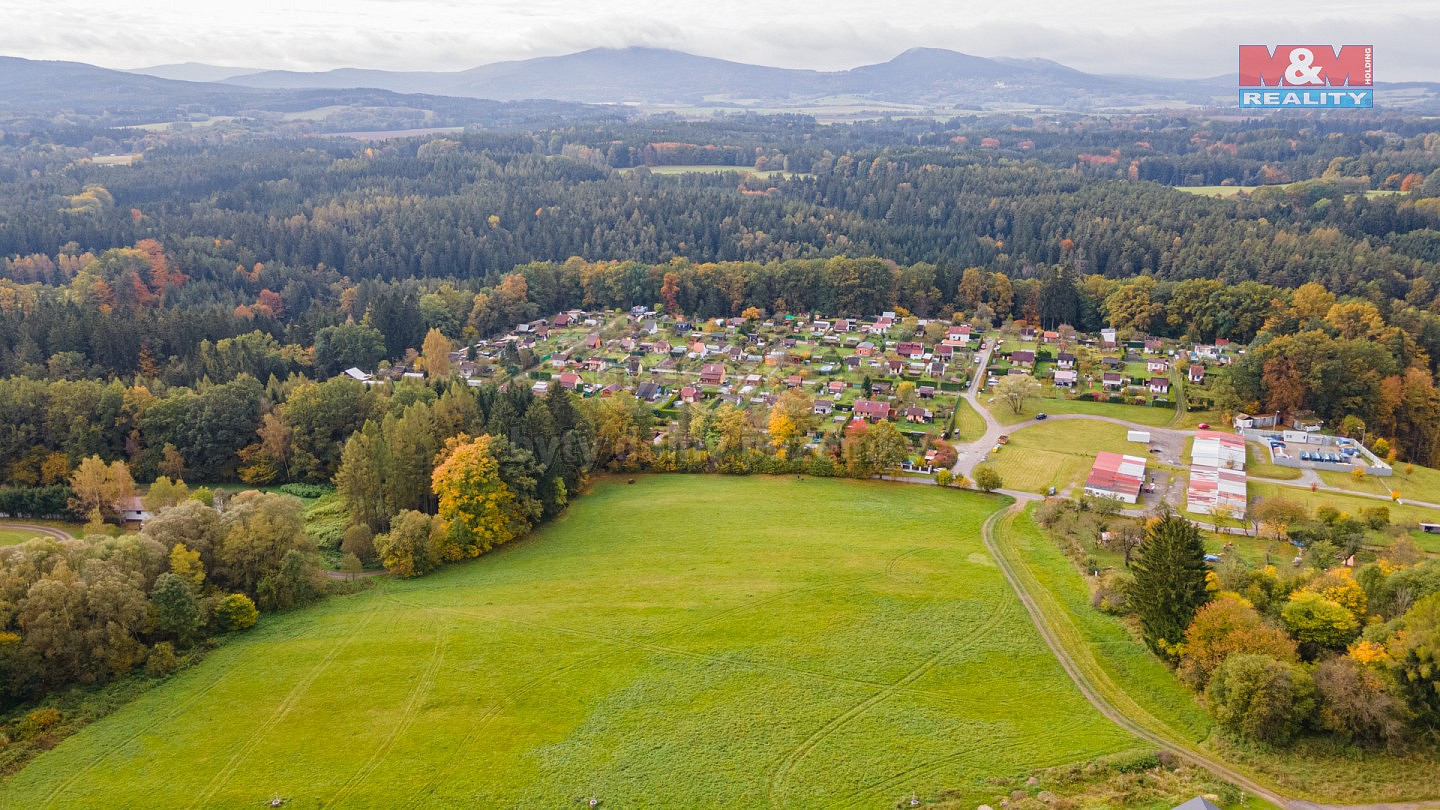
[979,503,1440,810]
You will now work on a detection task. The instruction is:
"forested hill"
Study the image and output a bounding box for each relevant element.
[2,117,1439,297]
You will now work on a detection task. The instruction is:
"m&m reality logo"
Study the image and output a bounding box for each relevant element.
[1238,45,1373,109]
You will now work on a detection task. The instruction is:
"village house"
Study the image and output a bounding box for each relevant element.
[1100,327,1118,348]
[115,496,151,526]
[827,380,846,395]
[916,385,936,399]
[896,341,925,358]
[813,399,835,416]
[904,406,933,423]
[699,364,726,386]
[1056,352,1075,369]
[1143,338,1163,354]
[556,372,581,390]
[1102,372,1124,390]
[852,399,893,421]
[1148,377,1171,395]
[1188,364,1206,384]
[679,386,701,404]
[1053,369,1078,388]
[1147,358,1169,374]
[1010,350,1036,368]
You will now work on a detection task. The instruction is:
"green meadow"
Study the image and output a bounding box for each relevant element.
[4,476,1138,809]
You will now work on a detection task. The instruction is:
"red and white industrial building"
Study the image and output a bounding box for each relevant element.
[1083,452,1148,504]
[1186,430,1248,516]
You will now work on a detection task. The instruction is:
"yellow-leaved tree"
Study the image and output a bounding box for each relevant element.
[422,327,452,377]
[430,435,521,561]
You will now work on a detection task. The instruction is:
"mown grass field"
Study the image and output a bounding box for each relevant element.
[982,394,1174,427]
[4,476,1139,809]
[952,396,987,443]
[982,421,1144,494]
[1249,481,1440,527]
[0,520,80,546]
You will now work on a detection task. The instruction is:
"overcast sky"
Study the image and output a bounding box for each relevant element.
[1,0,1434,81]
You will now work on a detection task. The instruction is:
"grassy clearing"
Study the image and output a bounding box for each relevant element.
[619,164,805,179]
[985,421,1144,495]
[952,396,987,443]
[5,476,1138,809]
[1249,481,1440,527]
[0,529,36,546]
[995,506,1440,802]
[1175,185,1403,199]
[0,519,80,546]
[983,394,1174,427]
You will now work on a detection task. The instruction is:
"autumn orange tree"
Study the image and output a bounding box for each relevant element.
[430,435,531,561]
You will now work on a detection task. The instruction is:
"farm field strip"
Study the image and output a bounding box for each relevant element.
[4,477,1138,809]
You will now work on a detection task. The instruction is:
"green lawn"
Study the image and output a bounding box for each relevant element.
[1249,481,1440,527]
[983,394,1174,427]
[984,421,1146,495]
[0,528,36,546]
[952,396,987,443]
[5,476,1139,809]
[0,519,80,546]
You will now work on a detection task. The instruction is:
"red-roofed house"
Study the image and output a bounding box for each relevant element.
[556,372,581,390]
[1188,364,1206,383]
[896,341,925,358]
[852,399,892,421]
[700,364,726,385]
[679,386,701,404]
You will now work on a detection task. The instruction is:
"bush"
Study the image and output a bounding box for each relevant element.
[13,707,63,740]
[213,593,259,631]
[277,482,332,499]
[1312,656,1410,747]
[1091,570,1133,615]
[1205,653,1316,745]
[1282,591,1359,652]
[146,642,180,677]
[974,466,1003,492]
[341,523,378,566]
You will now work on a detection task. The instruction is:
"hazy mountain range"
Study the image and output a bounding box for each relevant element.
[205,46,1230,107]
[3,46,1438,127]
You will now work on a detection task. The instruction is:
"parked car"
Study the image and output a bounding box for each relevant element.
[997,435,1010,445]
[1197,422,1210,429]
[1035,412,1048,420]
